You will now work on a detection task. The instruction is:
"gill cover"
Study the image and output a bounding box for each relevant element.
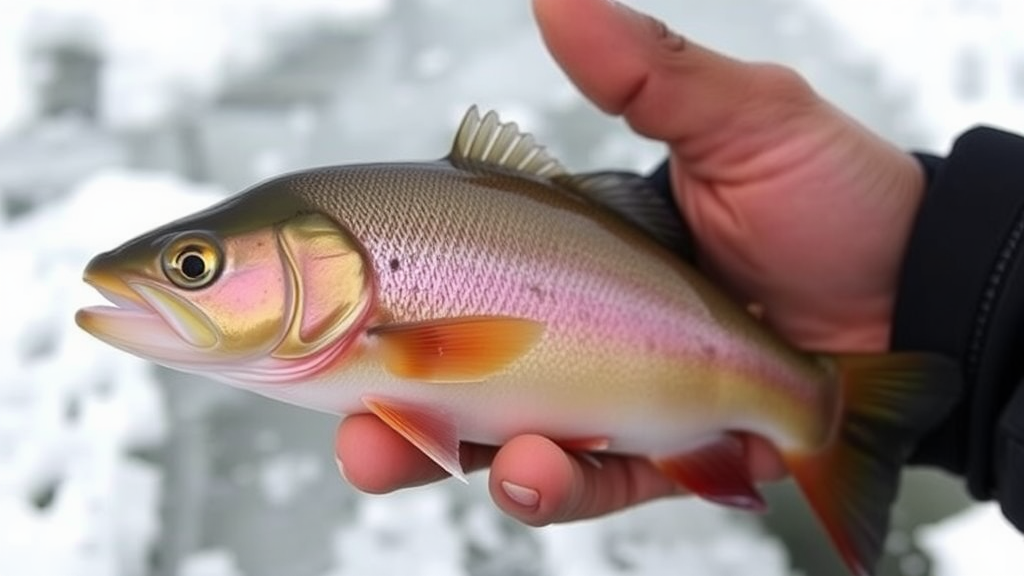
[274,213,372,360]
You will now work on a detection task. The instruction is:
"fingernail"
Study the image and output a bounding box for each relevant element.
[501,480,540,509]
[335,457,348,481]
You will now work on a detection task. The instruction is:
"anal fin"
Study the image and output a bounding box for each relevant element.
[653,435,766,512]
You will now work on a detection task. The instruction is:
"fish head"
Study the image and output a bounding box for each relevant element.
[76,184,374,384]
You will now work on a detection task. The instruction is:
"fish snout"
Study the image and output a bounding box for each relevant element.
[82,252,150,311]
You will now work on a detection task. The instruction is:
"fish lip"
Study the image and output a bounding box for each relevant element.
[76,264,160,336]
[84,280,151,313]
[81,255,152,312]
[75,275,200,366]
[76,283,157,335]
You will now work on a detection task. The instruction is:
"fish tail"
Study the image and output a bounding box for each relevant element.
[784,353,960,576]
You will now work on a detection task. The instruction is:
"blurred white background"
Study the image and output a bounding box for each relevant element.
[1,1,1022,575]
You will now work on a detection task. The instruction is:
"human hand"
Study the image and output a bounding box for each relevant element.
[336,0,926,524]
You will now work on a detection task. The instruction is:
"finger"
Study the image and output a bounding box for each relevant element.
[532,0,817,153]
[743,433,788,483]
[488,434,680,525]
[334,414,497,493]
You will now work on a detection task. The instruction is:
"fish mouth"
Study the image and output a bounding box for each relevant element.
[76,266,218,364]
[77,267,157,336]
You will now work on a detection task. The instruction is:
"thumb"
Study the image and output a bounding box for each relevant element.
[532,0,816,153]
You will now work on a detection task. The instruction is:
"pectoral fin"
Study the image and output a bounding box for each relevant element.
[653,435,766,512]
[371,316,544,383]
[362,396,466,483]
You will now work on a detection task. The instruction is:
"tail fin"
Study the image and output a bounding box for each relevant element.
[785,353,960,576]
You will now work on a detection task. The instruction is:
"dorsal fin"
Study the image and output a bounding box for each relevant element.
[448,107,692,257]
[448,106,567,178]
[553,171,693,256]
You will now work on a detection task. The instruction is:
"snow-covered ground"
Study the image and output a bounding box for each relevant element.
[919,503,1024,576]
[1,1,1022,575]
[0,173,223,576]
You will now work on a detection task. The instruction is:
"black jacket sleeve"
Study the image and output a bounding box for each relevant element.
[891,127,1024,531]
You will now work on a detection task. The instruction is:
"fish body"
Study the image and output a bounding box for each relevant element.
[77,107,958,576]
[265,161,828,454]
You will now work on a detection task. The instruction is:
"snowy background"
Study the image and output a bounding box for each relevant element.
[1,1,1022,575]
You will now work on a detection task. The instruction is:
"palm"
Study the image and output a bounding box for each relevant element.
[671,97,923,352]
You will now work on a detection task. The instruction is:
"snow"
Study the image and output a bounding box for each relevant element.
[322,484,788,576]
[258,451,324,507]
[0,0,392,133]
[918,503,1024,576]
[178,549,244,576]
[0,171,223,575]
[0,3,34,133]
[329,490,466,576]
[802,0,1024,149]
[1,0,1023,575]
[536,500,789,576]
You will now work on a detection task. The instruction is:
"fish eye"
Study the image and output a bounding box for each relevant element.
[162,235,223,289]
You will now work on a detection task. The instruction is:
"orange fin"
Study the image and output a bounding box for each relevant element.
[362,396,466,483]
[371,316,544,383]
[786,353,961,576]
[654,435,766,512]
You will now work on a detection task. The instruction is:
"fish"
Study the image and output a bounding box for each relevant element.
[76,106,960,576]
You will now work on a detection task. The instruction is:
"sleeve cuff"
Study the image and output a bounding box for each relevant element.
[892,127,1024,503]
